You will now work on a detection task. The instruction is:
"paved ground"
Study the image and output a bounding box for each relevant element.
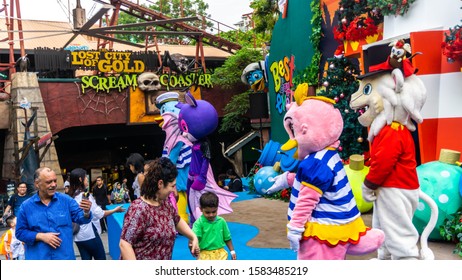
[1,197,460,260]
[224,198,461,260]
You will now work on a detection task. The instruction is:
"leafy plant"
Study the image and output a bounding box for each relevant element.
[246,162,263,194]
[212,48,263,89]
[368,0,417,16]
[263,186,291,202]
[439,207,462,257]
[292,0,322,88]
[250,0,280,41]
[292,53,321,87]
[212,48,263,133]
[218,90,251,133]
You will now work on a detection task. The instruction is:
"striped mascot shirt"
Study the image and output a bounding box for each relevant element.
[288,148,367,246]
[162,142,192,192]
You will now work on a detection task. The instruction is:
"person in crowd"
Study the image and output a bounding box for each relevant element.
[63,173,70,194]
[2,214,25,260]
[192,192,236,260]
[15,167,93,260]
[217,173,227,189]
[69,168,125,260]
[1,182,32,224]
[4,214,25,260]
[126,153,145,200]
[224,169,243,193]
[121,178,129,192]
[119,157,199,260]
[92,176,111,233]
[110,182,131,204]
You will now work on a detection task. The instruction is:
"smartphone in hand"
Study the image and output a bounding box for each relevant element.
[82,188,90,200]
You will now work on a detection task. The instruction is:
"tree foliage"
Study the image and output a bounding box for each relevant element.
[211,48,263,89]
[115,0,211,43]
[317,56,368,161]
[212,47,264,133]
[217,29,263,49]
[250,0,279,41]
[219,90,252,133]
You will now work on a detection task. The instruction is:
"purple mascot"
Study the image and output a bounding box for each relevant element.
[178,92,237,224]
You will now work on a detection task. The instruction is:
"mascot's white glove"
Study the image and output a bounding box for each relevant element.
[287,224,304,252]
[362,183,377,202]
[266,171,290,195]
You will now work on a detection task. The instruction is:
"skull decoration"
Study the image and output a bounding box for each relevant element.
[137,72,161,92]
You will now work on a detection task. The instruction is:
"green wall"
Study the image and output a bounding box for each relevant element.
[267,0,314,144]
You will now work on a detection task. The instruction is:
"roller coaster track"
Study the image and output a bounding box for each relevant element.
[108,0,242,54]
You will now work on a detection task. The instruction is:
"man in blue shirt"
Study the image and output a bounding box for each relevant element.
[16,167,93,260]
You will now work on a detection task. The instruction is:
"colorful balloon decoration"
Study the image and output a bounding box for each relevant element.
[344,154,373,213]
[413,149,462,240]
[254,166,280,195]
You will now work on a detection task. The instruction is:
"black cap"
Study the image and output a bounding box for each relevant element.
[356,69,391,80]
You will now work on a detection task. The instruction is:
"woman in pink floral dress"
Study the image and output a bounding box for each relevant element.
[119,157,199,260]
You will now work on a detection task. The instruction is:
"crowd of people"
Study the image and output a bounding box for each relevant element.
[1,153,242,260]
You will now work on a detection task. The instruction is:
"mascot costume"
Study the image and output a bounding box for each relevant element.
[350,56,438,259]
[241,60,268,92]
[177,92,237,224]
[155,91,191,223]
[267,83,384,260]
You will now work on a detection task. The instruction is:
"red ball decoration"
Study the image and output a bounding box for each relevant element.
[334,97,339,102]
[338,146,343,151]
[340,93,345,98]
[323,81,329,87]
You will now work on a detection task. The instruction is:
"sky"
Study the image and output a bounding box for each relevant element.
[17,0,253,29]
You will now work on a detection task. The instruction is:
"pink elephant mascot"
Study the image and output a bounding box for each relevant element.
[267,83,384,260]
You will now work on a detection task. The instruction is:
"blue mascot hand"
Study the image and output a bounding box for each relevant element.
[266,171,289,195]
[191,179,206,191]
[287,224,304,252]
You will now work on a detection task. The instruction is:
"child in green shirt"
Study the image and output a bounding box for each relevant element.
[192,192,236,260]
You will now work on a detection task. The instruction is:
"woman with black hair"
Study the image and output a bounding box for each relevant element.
[126,153,145,200]
[70,168,125,260]
[119,157,199,260]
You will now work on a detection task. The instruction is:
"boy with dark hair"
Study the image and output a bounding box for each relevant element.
[2,214,25,260]
[192,192,236,260]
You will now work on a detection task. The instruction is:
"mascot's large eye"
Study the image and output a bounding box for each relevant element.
[363,84,372,95]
